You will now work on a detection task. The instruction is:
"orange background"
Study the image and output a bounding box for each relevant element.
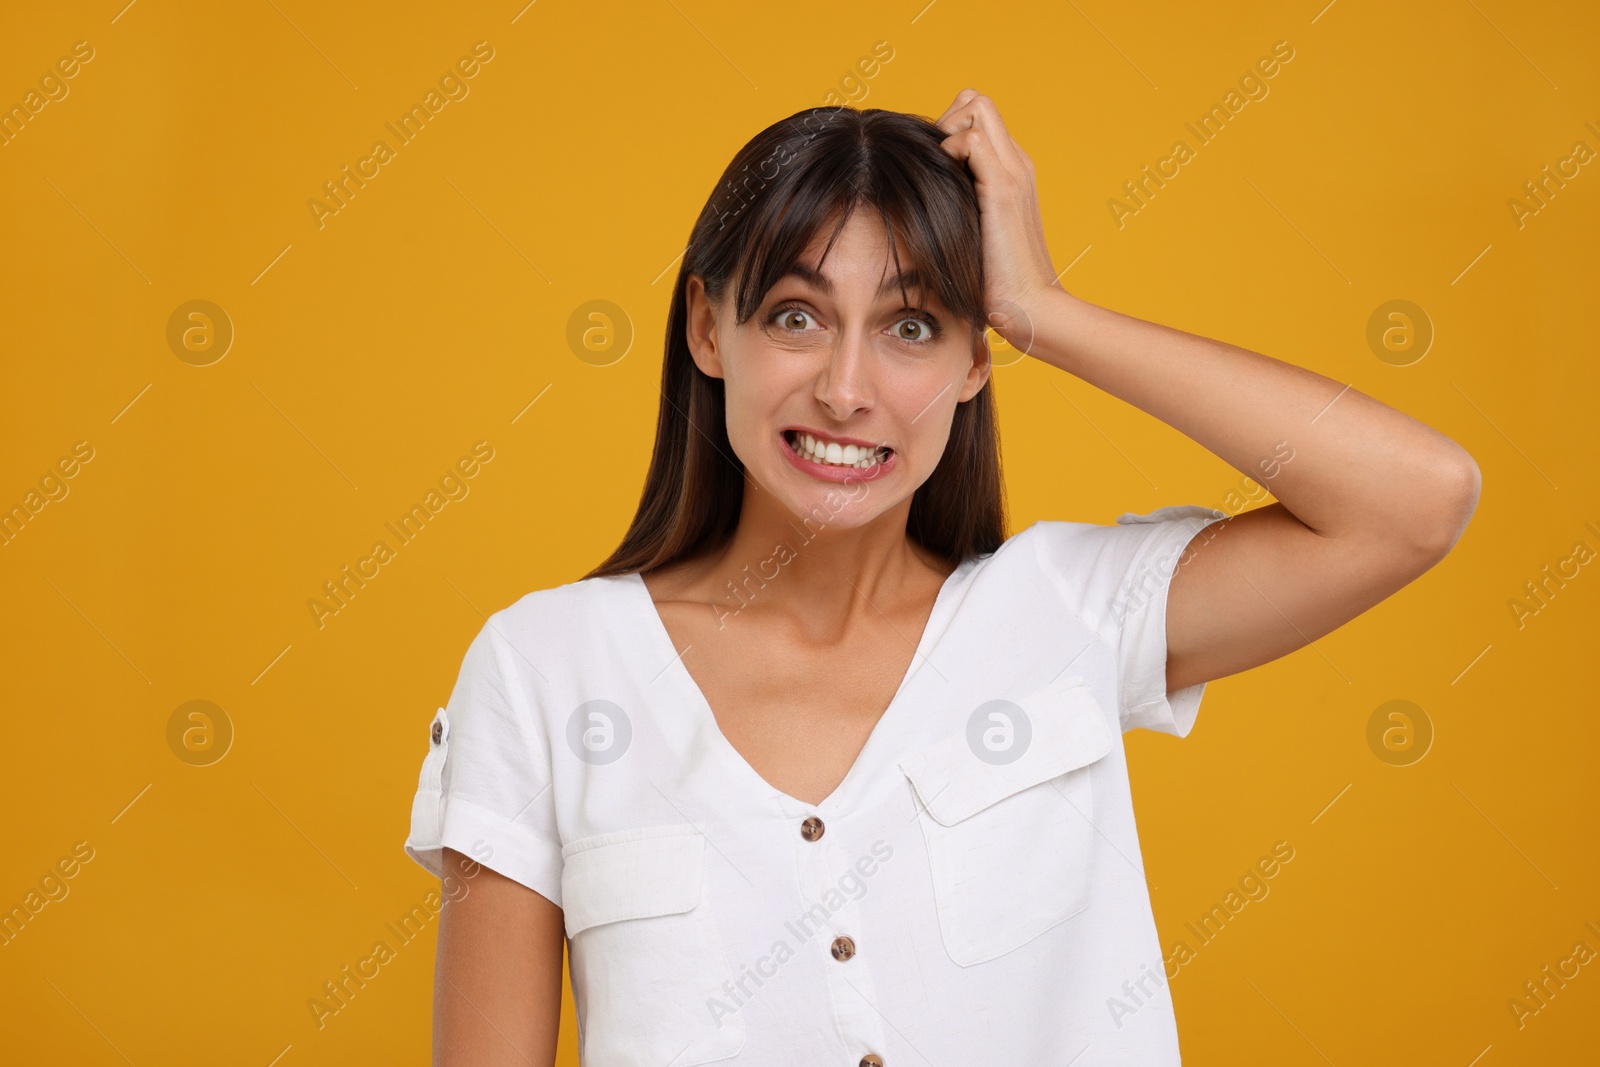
[3,1,1597,1063]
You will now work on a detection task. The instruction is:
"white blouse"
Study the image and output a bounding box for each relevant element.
[405,504,1229,1066]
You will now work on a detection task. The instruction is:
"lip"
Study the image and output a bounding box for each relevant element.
[778,429,895,484]
[781,425,891,451]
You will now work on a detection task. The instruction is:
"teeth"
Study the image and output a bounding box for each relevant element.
[788,431,889,469]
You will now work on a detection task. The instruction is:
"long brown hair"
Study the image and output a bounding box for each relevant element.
[583,105,1006,580]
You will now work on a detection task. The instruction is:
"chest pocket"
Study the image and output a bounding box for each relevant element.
[561,823,746,1066]
[898,674,1114,967]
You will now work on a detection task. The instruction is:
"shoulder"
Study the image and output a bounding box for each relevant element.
[462,572,631,676]
[1015,504,1228,568]
[496,571,623,625]
[1005,504,1228,635]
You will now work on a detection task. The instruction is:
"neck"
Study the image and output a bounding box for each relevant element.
[689,475,946,631]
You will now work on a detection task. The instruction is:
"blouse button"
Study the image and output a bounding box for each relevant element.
[860,1056,884,1067]
[430,721,443,745]
[800,816,825,841]
[830,935,856,961]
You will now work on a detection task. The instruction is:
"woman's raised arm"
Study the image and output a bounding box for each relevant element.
[936,89,1481,695]
[1029,287,1477,694]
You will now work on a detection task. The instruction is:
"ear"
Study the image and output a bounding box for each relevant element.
[957,324,992,401]
[685,273,727,380]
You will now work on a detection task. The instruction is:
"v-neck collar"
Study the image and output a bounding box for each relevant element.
[624,555,979,815]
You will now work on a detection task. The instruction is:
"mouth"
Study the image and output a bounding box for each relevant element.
[781,429,894,471]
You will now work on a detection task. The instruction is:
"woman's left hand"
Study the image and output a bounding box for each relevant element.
[935,89,1061,353]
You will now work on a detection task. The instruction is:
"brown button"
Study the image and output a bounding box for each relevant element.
[860,1056,884,1067]
[431,720,443,745]
[830,935,856,961]
[800,816,825,841]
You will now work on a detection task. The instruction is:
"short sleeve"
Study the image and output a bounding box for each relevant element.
[403,615,564,907]
[1031,504,1230,738]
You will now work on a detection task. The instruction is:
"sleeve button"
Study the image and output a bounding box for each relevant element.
[431,720,443,745]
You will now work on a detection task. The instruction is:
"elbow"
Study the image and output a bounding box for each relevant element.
[1412,447,1481,561]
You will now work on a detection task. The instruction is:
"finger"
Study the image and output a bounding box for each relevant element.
[938,94,1027,177]
[940,119,1029,194]
[934,88,982,130]
[939,125,1023,192]
[966,95,1027,174]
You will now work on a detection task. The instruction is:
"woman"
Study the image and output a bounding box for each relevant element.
[405,91,1478,1065]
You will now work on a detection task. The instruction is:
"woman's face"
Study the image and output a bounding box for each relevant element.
[686,209,991,529]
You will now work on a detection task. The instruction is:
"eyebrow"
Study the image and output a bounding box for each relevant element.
[778,262,926,301]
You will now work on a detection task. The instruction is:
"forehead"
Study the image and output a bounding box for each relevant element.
[771,210,936,304]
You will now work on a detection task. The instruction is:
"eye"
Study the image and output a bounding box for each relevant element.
[767,303,944,344]
[892,311,943,345]
[769,304,820,334]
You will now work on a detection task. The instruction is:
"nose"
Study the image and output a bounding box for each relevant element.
[813,327,875,422]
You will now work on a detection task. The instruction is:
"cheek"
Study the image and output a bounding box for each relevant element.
[904,422,952,472]
[888,361,958,412]
[889,370,963,464]
[720,352,797,445]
